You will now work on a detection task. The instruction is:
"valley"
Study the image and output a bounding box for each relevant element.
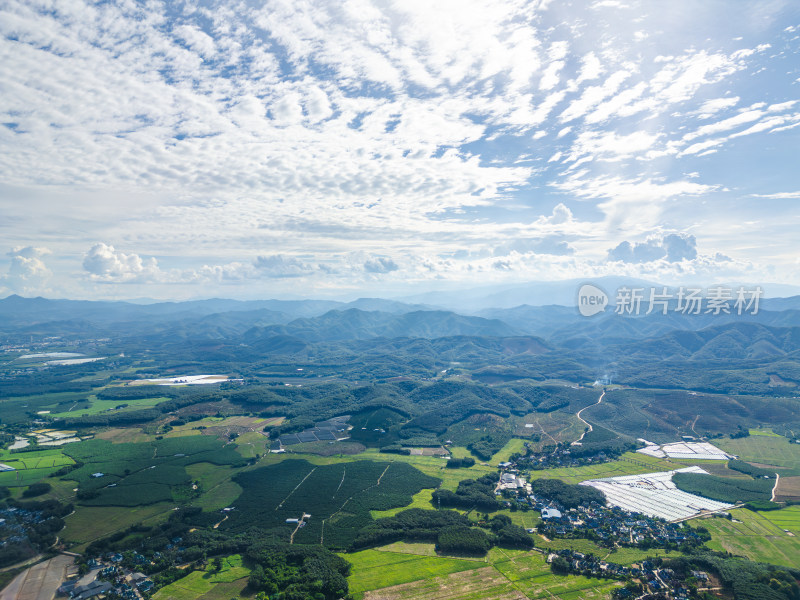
[1,295,799,600]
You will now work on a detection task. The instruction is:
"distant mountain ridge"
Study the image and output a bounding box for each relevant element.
[243,308,520,342]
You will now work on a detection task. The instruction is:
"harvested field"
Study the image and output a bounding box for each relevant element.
[190,415,273,440]
[0,554,74,600]
[775,475,800,501]
[362,566,522,600]
[407,447,448,456]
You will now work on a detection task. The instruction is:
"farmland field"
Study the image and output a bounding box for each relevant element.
[351,547,624,600]
[221,459,440,548]
[514,411,585,448]
[538,538,683,564]
[714,432,800,476]
[62,437,245,506]
[702,508,800,568]
[61,502,175,551]
[0,447,74,487]
[523,452,676,485]
[344,549,484,598]
[759,505,800,535]
[491,438,528,464]
[774,476,800,501]
[153,555,250,600]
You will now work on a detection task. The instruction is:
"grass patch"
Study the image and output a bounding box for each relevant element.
[46,395,168,418]
[702,508,800,568]
[61,502,175,551]
[0,447,74,487]
[758,505,800,534]
[715,434,800,476]
[490,438,527,464]
[153,555,250,600]
[342,549,481,598]
[62,437,245,506]
[371,488,435,518]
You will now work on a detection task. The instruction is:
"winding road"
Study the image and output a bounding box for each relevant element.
[574,390,605,444]
[771,472,780,502]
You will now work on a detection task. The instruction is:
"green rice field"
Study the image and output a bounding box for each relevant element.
[344,544,624,600]
[702,508,800,568]
[0,447,74,487]
[153,555,250,600]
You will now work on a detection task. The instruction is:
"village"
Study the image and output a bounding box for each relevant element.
[58,553,154,600]
[548,550,713,600]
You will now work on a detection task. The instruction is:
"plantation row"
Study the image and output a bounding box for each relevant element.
[61,437,245,506]
[672,472,774,503]
[222,459,440,549]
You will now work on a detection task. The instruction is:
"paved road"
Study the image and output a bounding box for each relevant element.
[0,555,74,600]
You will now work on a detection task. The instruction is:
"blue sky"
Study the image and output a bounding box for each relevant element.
[1,0,799,300]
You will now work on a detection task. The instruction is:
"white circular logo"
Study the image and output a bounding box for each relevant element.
[577,284,608,317]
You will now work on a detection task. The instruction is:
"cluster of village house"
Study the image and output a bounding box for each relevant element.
[58,553,153,600]
[548,551,710,600]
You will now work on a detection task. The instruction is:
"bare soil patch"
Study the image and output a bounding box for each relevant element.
[363,566,524,600]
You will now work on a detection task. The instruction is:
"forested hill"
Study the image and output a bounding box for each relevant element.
[4,295,800,397]
[243,309,520,341]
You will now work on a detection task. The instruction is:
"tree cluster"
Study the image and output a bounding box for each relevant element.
[530,478,605,509]
[432,474,500,511]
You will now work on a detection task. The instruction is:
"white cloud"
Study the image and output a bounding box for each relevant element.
[364,256,399,274]
[174,25,216,59]
[559,70,631,123]
[751,191,800,199]
[576,52,604,83]
[683,109,764,141]
[1,246,52,294]
[694,96,739,118]
[253,254,313,278]
[0,0,798,297]
[83,243,161,283]
[607,233,697,263]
